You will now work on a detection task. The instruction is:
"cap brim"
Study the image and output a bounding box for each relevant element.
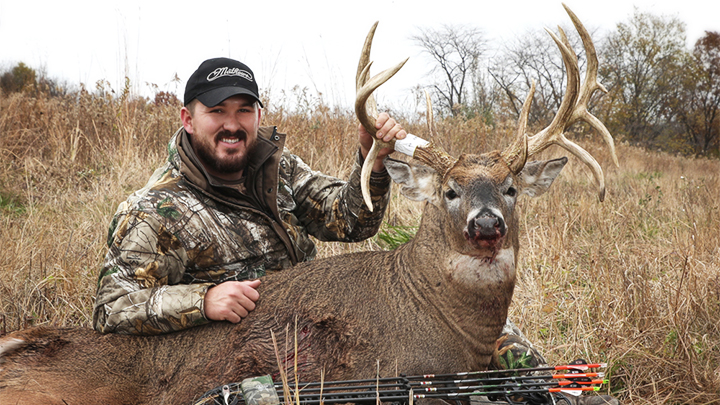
[196,87,263,108]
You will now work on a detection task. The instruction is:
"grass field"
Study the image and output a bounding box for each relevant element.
[1,88,718,403]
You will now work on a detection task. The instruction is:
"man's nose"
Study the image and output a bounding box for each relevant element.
[222,114,242,132]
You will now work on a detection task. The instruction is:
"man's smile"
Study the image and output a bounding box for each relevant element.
[216,131,247,149]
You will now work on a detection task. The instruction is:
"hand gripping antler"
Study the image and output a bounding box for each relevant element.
[356,22,455,211]
[501,3,619,202]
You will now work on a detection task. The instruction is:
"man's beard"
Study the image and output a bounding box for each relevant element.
[193,130,257,175]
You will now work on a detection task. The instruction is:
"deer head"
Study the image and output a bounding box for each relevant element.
[356,4,618,210]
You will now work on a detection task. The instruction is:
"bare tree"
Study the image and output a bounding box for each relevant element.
[676,31,720,155]
[488,25,589,128]
[411,24,487,116]
[469,67,502,125]
[599,8,687,145]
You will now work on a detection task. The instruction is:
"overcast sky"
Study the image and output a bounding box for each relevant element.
[1,0,718,110]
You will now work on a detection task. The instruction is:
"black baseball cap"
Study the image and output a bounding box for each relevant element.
[184,57,263,107]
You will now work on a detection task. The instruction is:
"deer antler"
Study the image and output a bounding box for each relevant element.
[355,22,407,211]
[502,3,619,202]
[356,23,455,211]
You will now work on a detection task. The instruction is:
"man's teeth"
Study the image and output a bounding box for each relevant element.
[221,138,240,144]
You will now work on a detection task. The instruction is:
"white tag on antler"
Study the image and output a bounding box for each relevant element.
[394,133,430,156]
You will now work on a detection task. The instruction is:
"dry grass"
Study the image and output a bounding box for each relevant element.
[1,88,718,403]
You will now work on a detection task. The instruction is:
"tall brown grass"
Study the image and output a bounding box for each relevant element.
[0,87,718,404]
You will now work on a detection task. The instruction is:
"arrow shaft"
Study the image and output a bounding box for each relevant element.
[276,386,601,405]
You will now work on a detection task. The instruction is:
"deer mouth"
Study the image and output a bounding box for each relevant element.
[464,229,505,251]
[463,212,507,254]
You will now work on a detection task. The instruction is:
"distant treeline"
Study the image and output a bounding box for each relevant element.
[2,9,718,158]
[412,9,719,158]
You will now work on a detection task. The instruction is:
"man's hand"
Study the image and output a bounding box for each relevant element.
[358,112,407,172]
[204,279,261,323]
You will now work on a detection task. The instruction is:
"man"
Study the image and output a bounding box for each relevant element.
[92,57,618,405]
[93,57,406,335]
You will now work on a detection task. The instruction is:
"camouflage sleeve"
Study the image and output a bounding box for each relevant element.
[287,149,391,242]
[92,210,211,335]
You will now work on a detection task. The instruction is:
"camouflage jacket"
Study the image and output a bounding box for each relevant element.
[93,126,391,335]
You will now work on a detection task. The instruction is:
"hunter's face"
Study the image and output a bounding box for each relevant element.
[181,94,261,181]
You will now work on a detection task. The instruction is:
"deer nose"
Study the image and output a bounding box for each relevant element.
[467,210,506,240]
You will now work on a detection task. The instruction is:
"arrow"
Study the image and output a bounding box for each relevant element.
[195,362,610,405]
[276,386,603,404]
[270,363,607,389]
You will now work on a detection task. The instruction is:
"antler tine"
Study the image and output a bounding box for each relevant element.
[424,89,438,141]
[530,27,581,152]
[356,22,379,130]
[503,27,578,172]
[356,22,377,90]
[562,3,620,169]
[412,91,456,174]
[356,60,408,137]
[355,22,408,211]
[516,4,618,202]
[355,23,456,211]
[356,60,408,211]
[502,81,534,174]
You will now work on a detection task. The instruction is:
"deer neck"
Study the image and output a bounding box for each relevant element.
[399,203,517,334]
[409,203,518,287]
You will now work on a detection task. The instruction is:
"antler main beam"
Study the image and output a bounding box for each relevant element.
[502,3,619,202]
[355,22,455,211]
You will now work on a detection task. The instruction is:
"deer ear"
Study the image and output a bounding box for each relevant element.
[517,157,568,197]
[384,157,441,204]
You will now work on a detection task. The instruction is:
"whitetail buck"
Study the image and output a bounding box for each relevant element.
[0,4,617,404]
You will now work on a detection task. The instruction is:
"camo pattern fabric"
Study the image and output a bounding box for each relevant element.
[93,127,391,335]
[492,318,548,371]
[241,375,280,405]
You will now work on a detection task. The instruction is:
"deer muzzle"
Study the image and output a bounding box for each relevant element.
[463,209,507,251]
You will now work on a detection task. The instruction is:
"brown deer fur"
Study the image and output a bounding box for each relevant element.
[0,154,568,405]
[2,6,615,402]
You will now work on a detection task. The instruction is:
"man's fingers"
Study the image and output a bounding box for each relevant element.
[237,293,257,312]
[378,124,406,143]
[218,300,249,323]
[374,113,406,143]
[241,279,261,301]
[245,279,262,288]
[374,112,390,129]
[245,287,260,302]
[224,310,242,324]
[205,280,261,322]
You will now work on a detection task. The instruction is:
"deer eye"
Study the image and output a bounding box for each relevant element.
[445,189,458,200]
[505,186,517,197]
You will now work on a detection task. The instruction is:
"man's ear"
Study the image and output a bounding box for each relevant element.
[181,106,193,134]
